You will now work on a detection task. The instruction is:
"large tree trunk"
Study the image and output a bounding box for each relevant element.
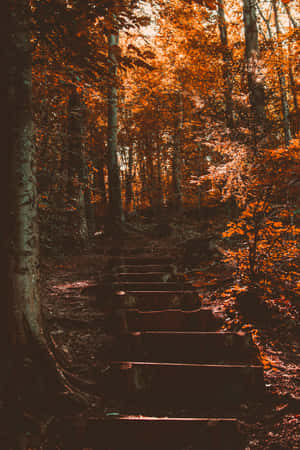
[107,29,124,228]
[5,0,42,349]
[217,0,234,128]
[242,0,266,126]
[0,2,64,430]
[1,0,12,372]
[1,6,86,445]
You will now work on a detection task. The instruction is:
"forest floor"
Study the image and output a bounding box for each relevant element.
[39,217,300,449]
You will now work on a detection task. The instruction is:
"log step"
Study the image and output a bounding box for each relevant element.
[122,290,200,310]
[113,281,195,292]
[116,264,173,273]
[90,290,201,310]
[111,331,260,364]
[124,308,221,331]
[116,272,176,282]
[108,247,155,256]
[84,288,201,311]
[106,361,265,407]
[109,255,174,265]
[85,416,245,450]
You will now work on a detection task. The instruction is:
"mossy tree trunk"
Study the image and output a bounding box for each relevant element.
[3,0,43,351]
[1,4,83,440]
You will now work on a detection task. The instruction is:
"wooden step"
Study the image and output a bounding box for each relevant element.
[108,247,155,256]
[83,287,201,311]
[116,272,176,282]
[124,308,220,331]
[106,361,265,407]
[123,290,200,310]
[116,264,173,273]
[109,255,174,266]
[84,416,245,449]
[111,331,260,364]
[113,281,195,292]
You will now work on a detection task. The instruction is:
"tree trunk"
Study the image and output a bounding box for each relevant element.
[68,87,89,243]
[5,0,42,349]
[1,9,88,443]
[272,0,292,146]
[0,2,68,433]
[217,0,234,128]
[98,158,108,206]
[156,143,163,213]
[139,155,147,209]
[172,91,183,213]
[94,130,108,224]
[289,65,299,115]
[125,145,134,211]
[197,145,202,217]
[107,29,124,227]
[242,0,266,126]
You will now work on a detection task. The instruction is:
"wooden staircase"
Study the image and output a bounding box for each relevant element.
[86,239,265,449]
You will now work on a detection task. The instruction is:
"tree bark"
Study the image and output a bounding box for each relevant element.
[156,140,163,213]
[217,0,234,128]
[272,0,292,146]
[94,130,108,217]
[172,91,183,213]
[125,145,134,211]
[67,87,89,242]
[242,0,266,126]
[139,154,147,209]
[289,65,299,115]
[1,7,88,438]
[0,1,65,425]
[107,29,124,227]
[5,0,42,348]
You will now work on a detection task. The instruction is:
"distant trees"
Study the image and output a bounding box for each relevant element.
[26,0,299,241]
[2,0,299,318]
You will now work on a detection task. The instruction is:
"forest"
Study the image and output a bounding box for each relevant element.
[1,0,300,449]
